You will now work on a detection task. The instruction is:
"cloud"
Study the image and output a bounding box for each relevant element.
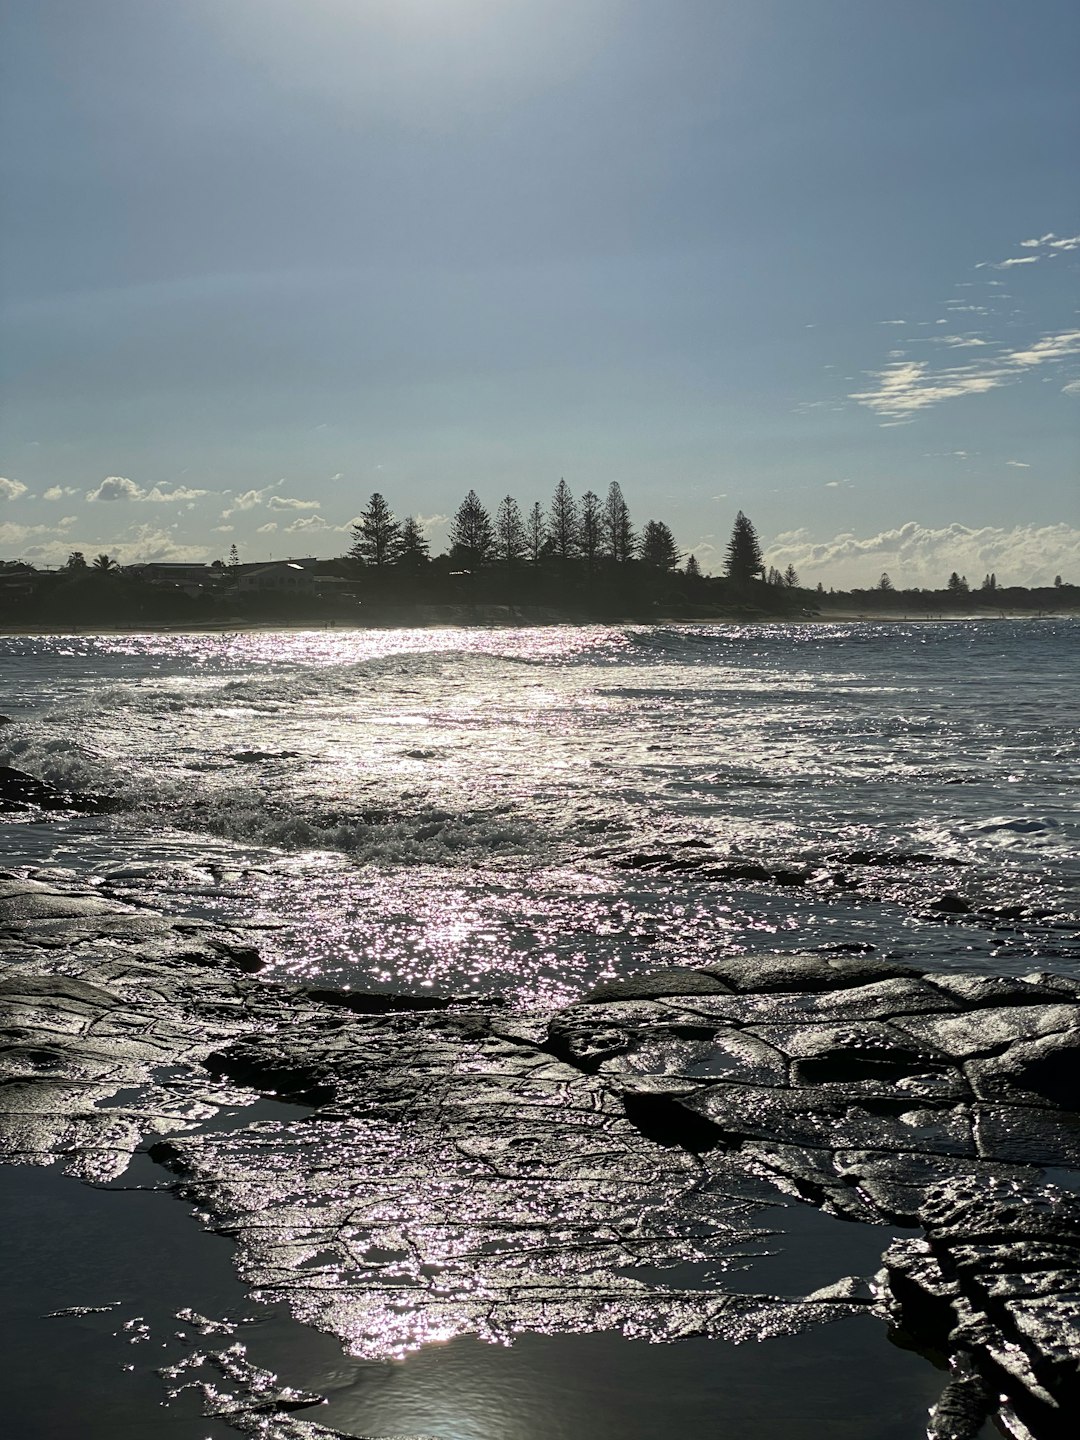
[282,514,331,532]
[256,522,278,534]
[41,485,79,501]
[851,328,1080,420]
[112,524,210,563]
[1020,232,1080,252]
[267,495,321,511]
[1004,330,1080,368]
[0,520,76,553]
[0,477,29,501]
[766,521,1080,590]
[1005,460,1030,468]
[1063,379,1080,396]
[213,524,235,533]
[975,256,1040,270]
[141,484,210,503]
[84,476,212,504]
[219,481,286,518]
[417,512,449,537]
[86,475,144,502]
[850,359,1008,419]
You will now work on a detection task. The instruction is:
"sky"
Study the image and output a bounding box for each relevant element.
[1,0,1077,588]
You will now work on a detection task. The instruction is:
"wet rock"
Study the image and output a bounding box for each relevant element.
[0,765,116,814]
[928,893,974,915]
[5,870,1080,1435]
[881,1177,1080,1440]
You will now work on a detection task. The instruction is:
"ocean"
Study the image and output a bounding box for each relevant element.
[1,618,1078,1438]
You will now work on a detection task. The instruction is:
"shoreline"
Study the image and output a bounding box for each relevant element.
[1,608,1076,638]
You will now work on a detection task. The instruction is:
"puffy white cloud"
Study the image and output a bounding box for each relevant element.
[141,484,210,503]
[1063,379,1080,396]
[0,476,29,501]
[111,525,210,563]
[283,514,331,532]
[0,520,70,550]
[86,475,144,502]
[766,521,1080,590]
[41,485,78,501]
[220,484,283,518]
[256,522,278,534]
[268,495,321,511]
[82,476,211,504]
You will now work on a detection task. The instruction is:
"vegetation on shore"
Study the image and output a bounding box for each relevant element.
[1,484,1076,628]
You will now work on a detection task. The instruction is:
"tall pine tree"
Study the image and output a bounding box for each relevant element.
[548,478,579,562]
[723,511,764,587]
[449,490,495,569]
[602,482,635,562]
[350,493,401,568]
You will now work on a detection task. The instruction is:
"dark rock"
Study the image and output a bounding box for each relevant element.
[582,970,733,1003]
[928,894,974,915]
[696,952,912,994]
[927,1361,995,1440]
[0,765,115,815]
[5,871,1080,1433]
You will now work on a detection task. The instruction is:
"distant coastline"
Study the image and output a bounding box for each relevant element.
[2,602,1077,638]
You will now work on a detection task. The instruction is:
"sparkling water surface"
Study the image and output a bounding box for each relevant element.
[3,620,1078,1005]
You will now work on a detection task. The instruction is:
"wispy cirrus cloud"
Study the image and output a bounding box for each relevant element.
[1019,232,1080,252]
[851,329,1080,420]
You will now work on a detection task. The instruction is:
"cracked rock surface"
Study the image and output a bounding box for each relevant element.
[3,871,1080,1438]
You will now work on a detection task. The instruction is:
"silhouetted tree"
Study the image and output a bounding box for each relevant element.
[784,563,799,588]
[228,543,240,570]
[578,490,603,572]
[350,492,401,569]
[685,553,702,578]
[92,553,117,572]
[878,571,894,592]
[724,511,764,587]
[396,516,430,570]
[767,565,784,586]
[449,489,495,568]
[548,478,579,562]
[64,551,87,572]
[494,495,527,568]
[602,482,635,562]
[525,502,547,564]
[947,571,969,596]
[641,520,680,571]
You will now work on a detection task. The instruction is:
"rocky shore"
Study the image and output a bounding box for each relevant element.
[2,831,1079,1439]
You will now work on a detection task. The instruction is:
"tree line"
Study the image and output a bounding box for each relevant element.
[346,480,685,575]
